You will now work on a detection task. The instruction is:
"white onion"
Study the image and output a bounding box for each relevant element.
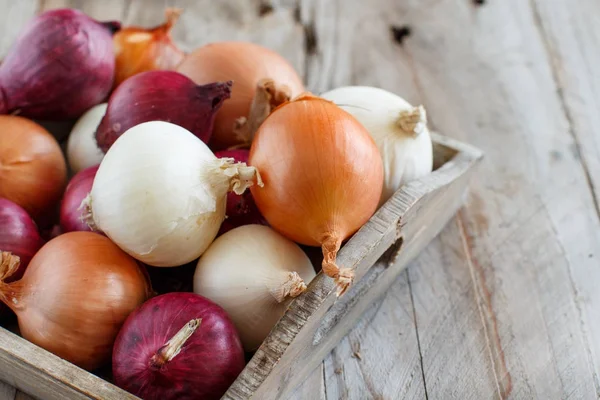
[84,121,261,267]
[66,103,107,173]
[321,86,433,206]
[193,224,316,351]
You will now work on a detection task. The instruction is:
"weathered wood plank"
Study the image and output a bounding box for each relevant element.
[0,381,16,400]
[395,0,600,398]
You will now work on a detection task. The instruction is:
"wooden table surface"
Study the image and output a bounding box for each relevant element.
[2,0,600,399]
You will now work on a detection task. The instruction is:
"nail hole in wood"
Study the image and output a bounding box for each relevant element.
[390,25,412,45]
[473,0,486,5]
[258,2,274,16]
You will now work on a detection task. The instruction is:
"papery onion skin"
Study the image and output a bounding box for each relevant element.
[0,115,67,220]
[60,165,99,233]
[321,86,433,206]
[0,199,44,282]
[66,103,107,174]
[249,94,383,296]
[113,8,186,88]
[177,41,304,150]
[214,149,267,235]
[88,121,261,267]
[95,71,232,153]
[112,292,245,400]
[0,9,119,120]
[194,224,316,351]
[0,232,151,370]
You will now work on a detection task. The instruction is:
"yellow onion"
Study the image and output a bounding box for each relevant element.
[113,8,185,88]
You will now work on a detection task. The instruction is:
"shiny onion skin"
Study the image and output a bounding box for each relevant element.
[0,232,151,370]
[214,149,267,235]
[112,293,245,400]
[249,94,383,296]
[113,8,186,88]
[0,116,67,220]
[177,41,304,150]
[60,165,99,233]
[0,199,44,282]
[95,71,232,153]
[0,9,119,120]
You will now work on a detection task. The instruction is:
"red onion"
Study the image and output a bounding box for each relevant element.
[95,71,232,153]
[215,149,267,235]
[0,9,120,120]
[60,165,99,233]
[112,292,245,400]
[0,199,44,282]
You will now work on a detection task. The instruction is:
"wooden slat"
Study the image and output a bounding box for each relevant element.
[394,0,600,398]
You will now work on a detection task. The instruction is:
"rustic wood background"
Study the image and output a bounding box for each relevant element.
[2,0,600,399]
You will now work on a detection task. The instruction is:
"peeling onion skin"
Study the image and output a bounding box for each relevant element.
[0,115,67,220]
[0,232,151,371]
[112,292,245,400]
[60,165,99,233]
[249,94,383,296]
[0,9,119,120]
[177,41,304,150]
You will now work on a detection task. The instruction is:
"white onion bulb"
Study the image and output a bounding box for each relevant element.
[193,224,316,351]
[66,103,107,173]
[84,121,261,267]
[321,86,433,206]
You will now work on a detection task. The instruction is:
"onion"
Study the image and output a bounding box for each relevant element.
[249,94,383,296]
[321,86,433,206]
[194,225,316,351]
[0,9,119,120]
[0,115,67,220]
[85,121,262,267]
[60,165,99,233]
[66,103,107,174]
[177,41,304,150]
[112,292,245,400]
[0,199,44,282]
[95,71,232,153]
[0,232,151,370]
[113,8,186,88]
[214,149,267,235]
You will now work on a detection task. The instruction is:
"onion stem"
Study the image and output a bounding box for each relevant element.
[233,78,291,146]
[321,235,354,297]
[150,318,202,368]
[396,105,427,137]
[270,272,307,303]
[0,252,23,309]
[79,194,98,231]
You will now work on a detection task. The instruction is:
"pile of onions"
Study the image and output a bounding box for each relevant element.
[85,121,262,267]
[0,8,119,120]
[112,292,245,400]
[113,8,186,88]
[249,94,383,296]
[177,41,304,149]
[0,116,67,220]
[0,232,151,370]
[66,103,107,174]
[194,225,316,350]
[214,149,267,235]
[60,165,99,233]
[95,71,232,153]
[321,86,433,206]
[0,199,44,282]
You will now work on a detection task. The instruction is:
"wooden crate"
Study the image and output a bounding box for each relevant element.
[0,133,482,400]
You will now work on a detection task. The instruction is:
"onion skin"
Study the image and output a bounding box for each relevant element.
[0,115,67,220]
[66,103,107,174]
[112,292,245,400]
[214,149,267,235]
[60,165,99,233]
[0,232,151,370]
[95,71,232,153]
[249,94,383,296]
[0,9,119,120]
[177,41,304,150]
[0,199,44,282]
[113,8,185,88]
